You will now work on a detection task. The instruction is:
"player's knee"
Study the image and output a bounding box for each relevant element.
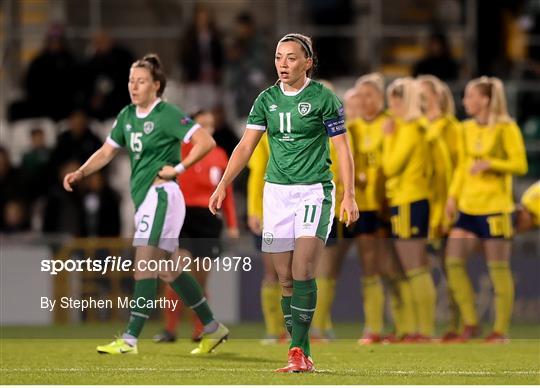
[278,278,293,294]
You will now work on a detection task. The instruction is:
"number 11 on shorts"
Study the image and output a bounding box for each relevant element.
[303,205,317,223]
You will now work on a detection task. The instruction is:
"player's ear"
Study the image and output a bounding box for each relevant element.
[305,57,313,73]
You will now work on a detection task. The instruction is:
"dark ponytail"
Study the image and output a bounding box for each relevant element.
[131,53,167,97]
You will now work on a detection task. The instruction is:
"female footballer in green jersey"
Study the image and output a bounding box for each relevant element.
[64,54,229,355]
[209,33,359,373]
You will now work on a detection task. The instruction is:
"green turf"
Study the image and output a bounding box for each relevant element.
[1,324,539,385]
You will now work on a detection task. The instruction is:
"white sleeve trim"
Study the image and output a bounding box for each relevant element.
[183,123,201,143]
[246,124,266,131]
[106,136,122,149]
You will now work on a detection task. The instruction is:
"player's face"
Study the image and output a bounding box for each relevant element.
[420,81,437,113]
[128,67,159,107]
[275,41,312,87]
[358,83,382,119]
[463,85,489,117]
[388,95,405,118]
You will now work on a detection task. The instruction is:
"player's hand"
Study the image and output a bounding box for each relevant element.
[227,228,240,238]
[63,170,84,192]
[445,197,457,222]
[209,185,226,215]
[339,195,359,227]
[383,118,395,135]
[470,160,491,175]
[247,215,262,235]
[157,165,177,180]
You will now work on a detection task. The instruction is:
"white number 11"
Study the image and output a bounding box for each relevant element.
[279,112,292,133]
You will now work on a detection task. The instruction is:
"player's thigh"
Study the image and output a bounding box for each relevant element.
[483,238,512,262]
[134,182,186,254]
[394,239,428,271]
[271,251,294,292]
[356,234,379,276]
[316,220,351,278]
[134,245,169,280]
[446,227,479,259]
[390,200,429,271]
[292,237,326,280]
[262,252,279,283]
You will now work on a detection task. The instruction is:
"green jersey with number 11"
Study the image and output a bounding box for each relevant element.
[246,79,345,185]
[107,99,199,209]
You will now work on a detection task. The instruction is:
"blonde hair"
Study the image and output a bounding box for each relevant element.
[355,72,385,94]
[467,76,511,125]
[387,77,422,122]
[343,87,359,101]
[417,74,455,116]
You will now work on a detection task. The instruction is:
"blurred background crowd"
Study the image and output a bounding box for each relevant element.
[1,0,540,237]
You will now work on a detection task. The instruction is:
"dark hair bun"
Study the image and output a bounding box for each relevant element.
[142,53,162,69]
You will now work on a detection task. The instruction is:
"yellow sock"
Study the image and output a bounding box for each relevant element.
[406,267,436,337]
[487,261,514,335]
[261,283,283,336]
[312,277,336,332]
[362,275,384,334]
[446,285,461,333]
[390,278,416,336]
[445,256,478,326]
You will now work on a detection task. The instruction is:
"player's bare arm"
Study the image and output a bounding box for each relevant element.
[209,128,264,214]
[158,127,216,180]
[330,132,359,226]
[63,142,119,192]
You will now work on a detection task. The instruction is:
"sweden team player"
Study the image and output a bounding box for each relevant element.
[383,77,436,341]
[64,54,229,355]
[417,75,462,340]
[444,77,528,343]
[209,33,359,372]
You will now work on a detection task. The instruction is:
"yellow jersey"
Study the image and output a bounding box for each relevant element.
[421,116,454,234]
[440,115,460,168]
[521,181,540,227]
[382,118,430,206]
[449,120,528,215]
[348,112,388,211]
[247,133,270,219]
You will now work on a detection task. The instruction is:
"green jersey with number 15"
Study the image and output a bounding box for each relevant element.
[246,79,345,185]
[107,99,199,209]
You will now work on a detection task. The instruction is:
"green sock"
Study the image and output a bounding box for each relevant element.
[280,295,293,336]
[125,278,157,337]
[169,272,214,325]
[290,279,317,357]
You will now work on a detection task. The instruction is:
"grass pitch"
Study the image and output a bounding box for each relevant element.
[1,323,539,385]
